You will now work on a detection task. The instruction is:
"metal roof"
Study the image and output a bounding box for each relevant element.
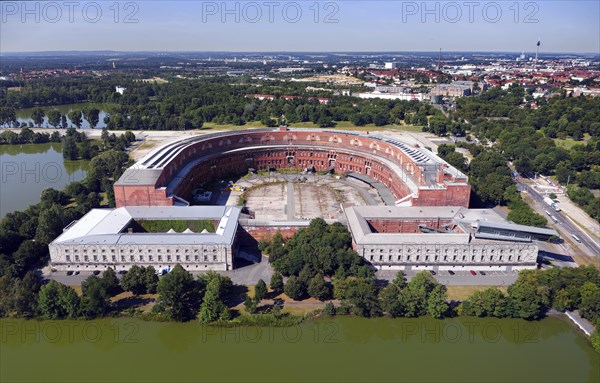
[51,206,241,246]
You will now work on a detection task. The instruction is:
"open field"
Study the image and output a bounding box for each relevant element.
[294,183,341,220]
[244,183,287,221]
[446,285,508,301]
[553,134,591,149]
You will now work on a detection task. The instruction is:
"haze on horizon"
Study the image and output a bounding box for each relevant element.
[1,1,599,53]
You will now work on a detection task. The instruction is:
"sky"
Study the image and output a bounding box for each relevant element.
[1,1,599,53]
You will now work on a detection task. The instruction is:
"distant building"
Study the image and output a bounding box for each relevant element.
[430,81,474,98]
[384,62,397,69]
[344,206,558,271]
[115,86,126,95]
[357,92,425,101]
[49,206,241,272]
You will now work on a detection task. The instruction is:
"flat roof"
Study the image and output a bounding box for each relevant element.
[51,206,241,246]
[344,205,557,246]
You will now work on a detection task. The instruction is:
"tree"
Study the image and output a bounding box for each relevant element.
[579,282,600,323]
[121,265,147,295]
[11,240,48,277]
[35,204,64,244]
[13,271,41,317]
[101,267,121,296]
[508,281,544,320]
[38,280,64,319]
[155,264,201,321]
[591,328,600,354]
[62,136,79,160]
[341,278,381,317]
[379,282,405,318]
[68,110,83,129]
[80,275,109,318]
[199,278,231,323]
[84,108,101,129]
[427,285,449,319]
[284,275,306,300]
[31,108,45,127]
[308,274,331,301]
[47,110,62,129]
[144,266,159,293]
[270,272,284,295]
[254,279,267,301]
[59,284,81,319]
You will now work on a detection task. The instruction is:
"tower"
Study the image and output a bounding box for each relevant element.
[437,48,442,71]
[535,39,541,62]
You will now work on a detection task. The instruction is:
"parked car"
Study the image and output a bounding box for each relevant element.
[74,271,80,275]
[93,270,100,275]
[448,270,455,275]
[118,270,128,275]
[469,270,477,276]
[480,271,486,276]
[429,270,437,275]
[66,270,73,276]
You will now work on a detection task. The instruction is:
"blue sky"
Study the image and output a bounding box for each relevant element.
[1,1,599,52]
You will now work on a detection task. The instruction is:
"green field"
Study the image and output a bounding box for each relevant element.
[135,220,215,233]
[554,133,591,149]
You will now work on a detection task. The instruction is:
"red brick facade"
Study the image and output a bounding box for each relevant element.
[115,130,471,208]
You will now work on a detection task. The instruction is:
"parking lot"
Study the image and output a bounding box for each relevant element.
[376,269,520,286]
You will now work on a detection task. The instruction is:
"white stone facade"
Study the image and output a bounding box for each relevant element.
[49,242,234,271]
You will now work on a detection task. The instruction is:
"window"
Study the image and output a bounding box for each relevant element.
[194,255,199,261]
[75,255,80,262]
[112,255,116,262]
[129,255,134,262]
[185,255,190,261]
[176,255,180,261]
[204,255,208,261]
[167,255,172,261]
[66,255,71,262]
[149,255,153,262]
[102,255,107,262]
[93,255,97,261]
[158,255,162,262]
[84,256,89,262]
[213,255,217,261]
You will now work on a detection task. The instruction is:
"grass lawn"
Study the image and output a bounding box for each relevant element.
[553,134,591,150]
[445,285,507,301]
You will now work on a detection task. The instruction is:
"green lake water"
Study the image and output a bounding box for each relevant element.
[0,143,89,218]
[1,316,598,383]
[15,103,112,129]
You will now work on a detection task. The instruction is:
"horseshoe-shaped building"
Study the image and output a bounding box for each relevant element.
[114,128,471,208]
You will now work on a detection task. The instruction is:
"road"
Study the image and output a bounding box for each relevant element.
[514,177,600,260]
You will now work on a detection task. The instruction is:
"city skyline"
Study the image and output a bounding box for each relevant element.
[1,1,599,53]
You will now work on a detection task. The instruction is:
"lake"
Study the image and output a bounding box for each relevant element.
[0,316,597,383]
[15,103,113,129]
[0,143,89,218]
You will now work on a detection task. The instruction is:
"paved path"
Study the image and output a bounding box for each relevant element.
[564,310,596,336]
[286,181,295,220]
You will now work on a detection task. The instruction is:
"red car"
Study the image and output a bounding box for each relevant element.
[469,270,477,276]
